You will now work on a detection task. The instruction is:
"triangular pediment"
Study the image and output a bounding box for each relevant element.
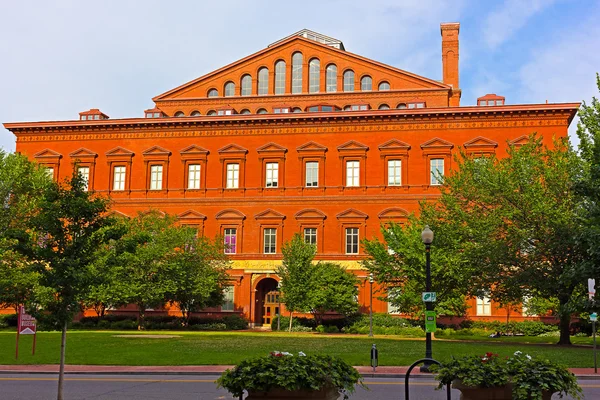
[420,137,454,150]
[463,136,498,148]
[508,135,529,147]
[33,149,62,159]
[378,139,411,151]
[139,209,166,218]
[142,146,171,156]
[177,210,207,220]
[378,208,409,220]
[153,35,449,101]
[336,208,368,220]
[255,209,286,220]
[218,144,248,154]
[105,146,134,157]
[297,141,328,152]
[257,142,288,153]
[337,140,369,152]
[215,209,246,220]
[295,209,327,220]
[69,147,98,158]
[180,144,209,155]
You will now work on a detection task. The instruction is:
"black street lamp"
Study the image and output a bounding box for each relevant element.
[277,282,282,331]
[369,273,374,337]
[420,225,434,372]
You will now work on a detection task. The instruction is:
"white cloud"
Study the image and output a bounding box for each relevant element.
[482,0,556,49]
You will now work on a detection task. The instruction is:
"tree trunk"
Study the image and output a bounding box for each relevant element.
[138,306,145,331]
[558,298,572,345]
[288,311,293,333]
[57,320,67,400]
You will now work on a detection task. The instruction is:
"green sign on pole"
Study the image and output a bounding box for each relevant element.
[425,311,436,333]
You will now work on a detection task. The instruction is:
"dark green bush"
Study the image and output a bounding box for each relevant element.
[189,323,227,331]
[316,324,340,333]
[458,320,558,336]
[221,314,248,330]
[112,320,138,330]
[0,314,18,328]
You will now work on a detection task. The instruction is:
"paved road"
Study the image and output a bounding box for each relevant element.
[1,374,599,399]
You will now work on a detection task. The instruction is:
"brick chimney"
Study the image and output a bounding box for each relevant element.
[441,22,460,106]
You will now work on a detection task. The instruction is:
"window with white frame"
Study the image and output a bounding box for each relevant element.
[77,166,89,191]
[224,82,235,97]
[343,70,355,92]
[224,228,237,254]
[264,228,277,254]
[275,60,286,95]
[305,161,319,187]
[222,286,234,311]
[304,228,317,245]
[187,164,201,189]
[150,165,163,190]
[430,159,444,185]
[241,75,252,96]
[476,293,492,316]
[45,167,54,179]
[345,227,359,254]
[226,163,239,188]
[292,52,303,94]
[309,59,320,93]
[258,67,269,95]
[361,76,372,91]
[265,162,279,188]
[387,160,401,186]
[326,64,337,92]
[346,160,360,187]
[113,166,125,191]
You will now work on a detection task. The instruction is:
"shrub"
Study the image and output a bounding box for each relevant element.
[221,314,248,330]
[458,320,558,336]
[0,314,18,328]
[111,320,137,330]
[316,325,339,333]
[271,316,315,330]
[189,323,227,331]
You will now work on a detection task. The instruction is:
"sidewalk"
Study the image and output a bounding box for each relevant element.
[1,365,599,379]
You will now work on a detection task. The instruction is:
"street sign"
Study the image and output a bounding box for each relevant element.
[425,311,437,333]
[422,292,437,302]
[591,313,598,322]
[18,306,36,335]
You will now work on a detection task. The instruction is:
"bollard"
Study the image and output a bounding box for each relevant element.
[370,343,378,373]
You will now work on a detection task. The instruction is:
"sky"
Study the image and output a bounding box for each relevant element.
[1,0,599,152]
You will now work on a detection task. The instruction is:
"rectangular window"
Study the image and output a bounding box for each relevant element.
[346,161,360,187]
[305,162,319,187]
[222,286,234,311]
[430,159,444,185]
[476,294,492,316]
[304,228,317,245]
[264,228,277,254]
[265,162,279,188]
[113,166,125,191]
[150,165,163,190]
[387,289,401,314]
[77,166,90,191]
[387,160,401,186]
[187,164,201,189]
[45,167,54,179]
[224,228,237,254]
[345,227,359,254]
[226,163,239,188]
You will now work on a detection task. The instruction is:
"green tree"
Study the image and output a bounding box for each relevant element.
[277,233,316,331]
[307,262,359,325]
[165,232,230,326]
[431,135,585,345]
[362,215,473,318]
[24,172,111,400]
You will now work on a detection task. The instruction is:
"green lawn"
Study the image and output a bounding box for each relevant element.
[0,331,597,367]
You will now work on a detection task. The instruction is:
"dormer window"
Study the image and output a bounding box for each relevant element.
[79,109,109,121]
[477,94,505,106]
[407,102,426,109]
[273,107,290,114]
[344,104,369,111]
[217,108,235,116]
[174,111,185,117]
[144,108,164,118]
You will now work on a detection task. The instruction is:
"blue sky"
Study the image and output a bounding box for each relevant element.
[1,0,599,151]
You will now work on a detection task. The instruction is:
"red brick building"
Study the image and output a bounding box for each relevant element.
[4,24,579,325]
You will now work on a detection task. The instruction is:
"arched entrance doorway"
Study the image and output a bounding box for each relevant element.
[254,277,279,327]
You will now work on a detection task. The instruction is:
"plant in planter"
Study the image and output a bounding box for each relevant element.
[433,351,582,400]
[216,351,365,400]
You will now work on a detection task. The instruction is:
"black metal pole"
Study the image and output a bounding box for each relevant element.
[277,286,281,331]
[369,277,373,337]
[594,320,597,374]
[420,243,433,372]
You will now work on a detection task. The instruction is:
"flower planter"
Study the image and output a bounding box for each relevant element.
[246,387,340,400]
[452,381,553,400]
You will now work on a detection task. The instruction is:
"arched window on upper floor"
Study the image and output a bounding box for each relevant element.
[224,81,235,97]
[326,64,337,93]
[207,110,217,116]
[397,103,407,109]
[361,75,372,91]
[343,70,355,92]
[292,52,303,94]
[258,67,269,95]
[257,108,268,114]
[309,58,320,93]
[379,81,390,91]
[208,89,218,97]
[275,60,286,95]
[190,110,201,116]
[241,75,252,96]
[174,111,185,117]
[240,109,251,114]
[378,104,390,110]
[292,107,302,113]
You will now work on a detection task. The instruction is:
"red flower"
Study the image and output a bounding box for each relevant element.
[485,352,494,358]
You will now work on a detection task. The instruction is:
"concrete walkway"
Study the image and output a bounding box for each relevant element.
[0,365,598,379]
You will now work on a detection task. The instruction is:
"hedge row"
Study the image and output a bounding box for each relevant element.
[74,314,248,331]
